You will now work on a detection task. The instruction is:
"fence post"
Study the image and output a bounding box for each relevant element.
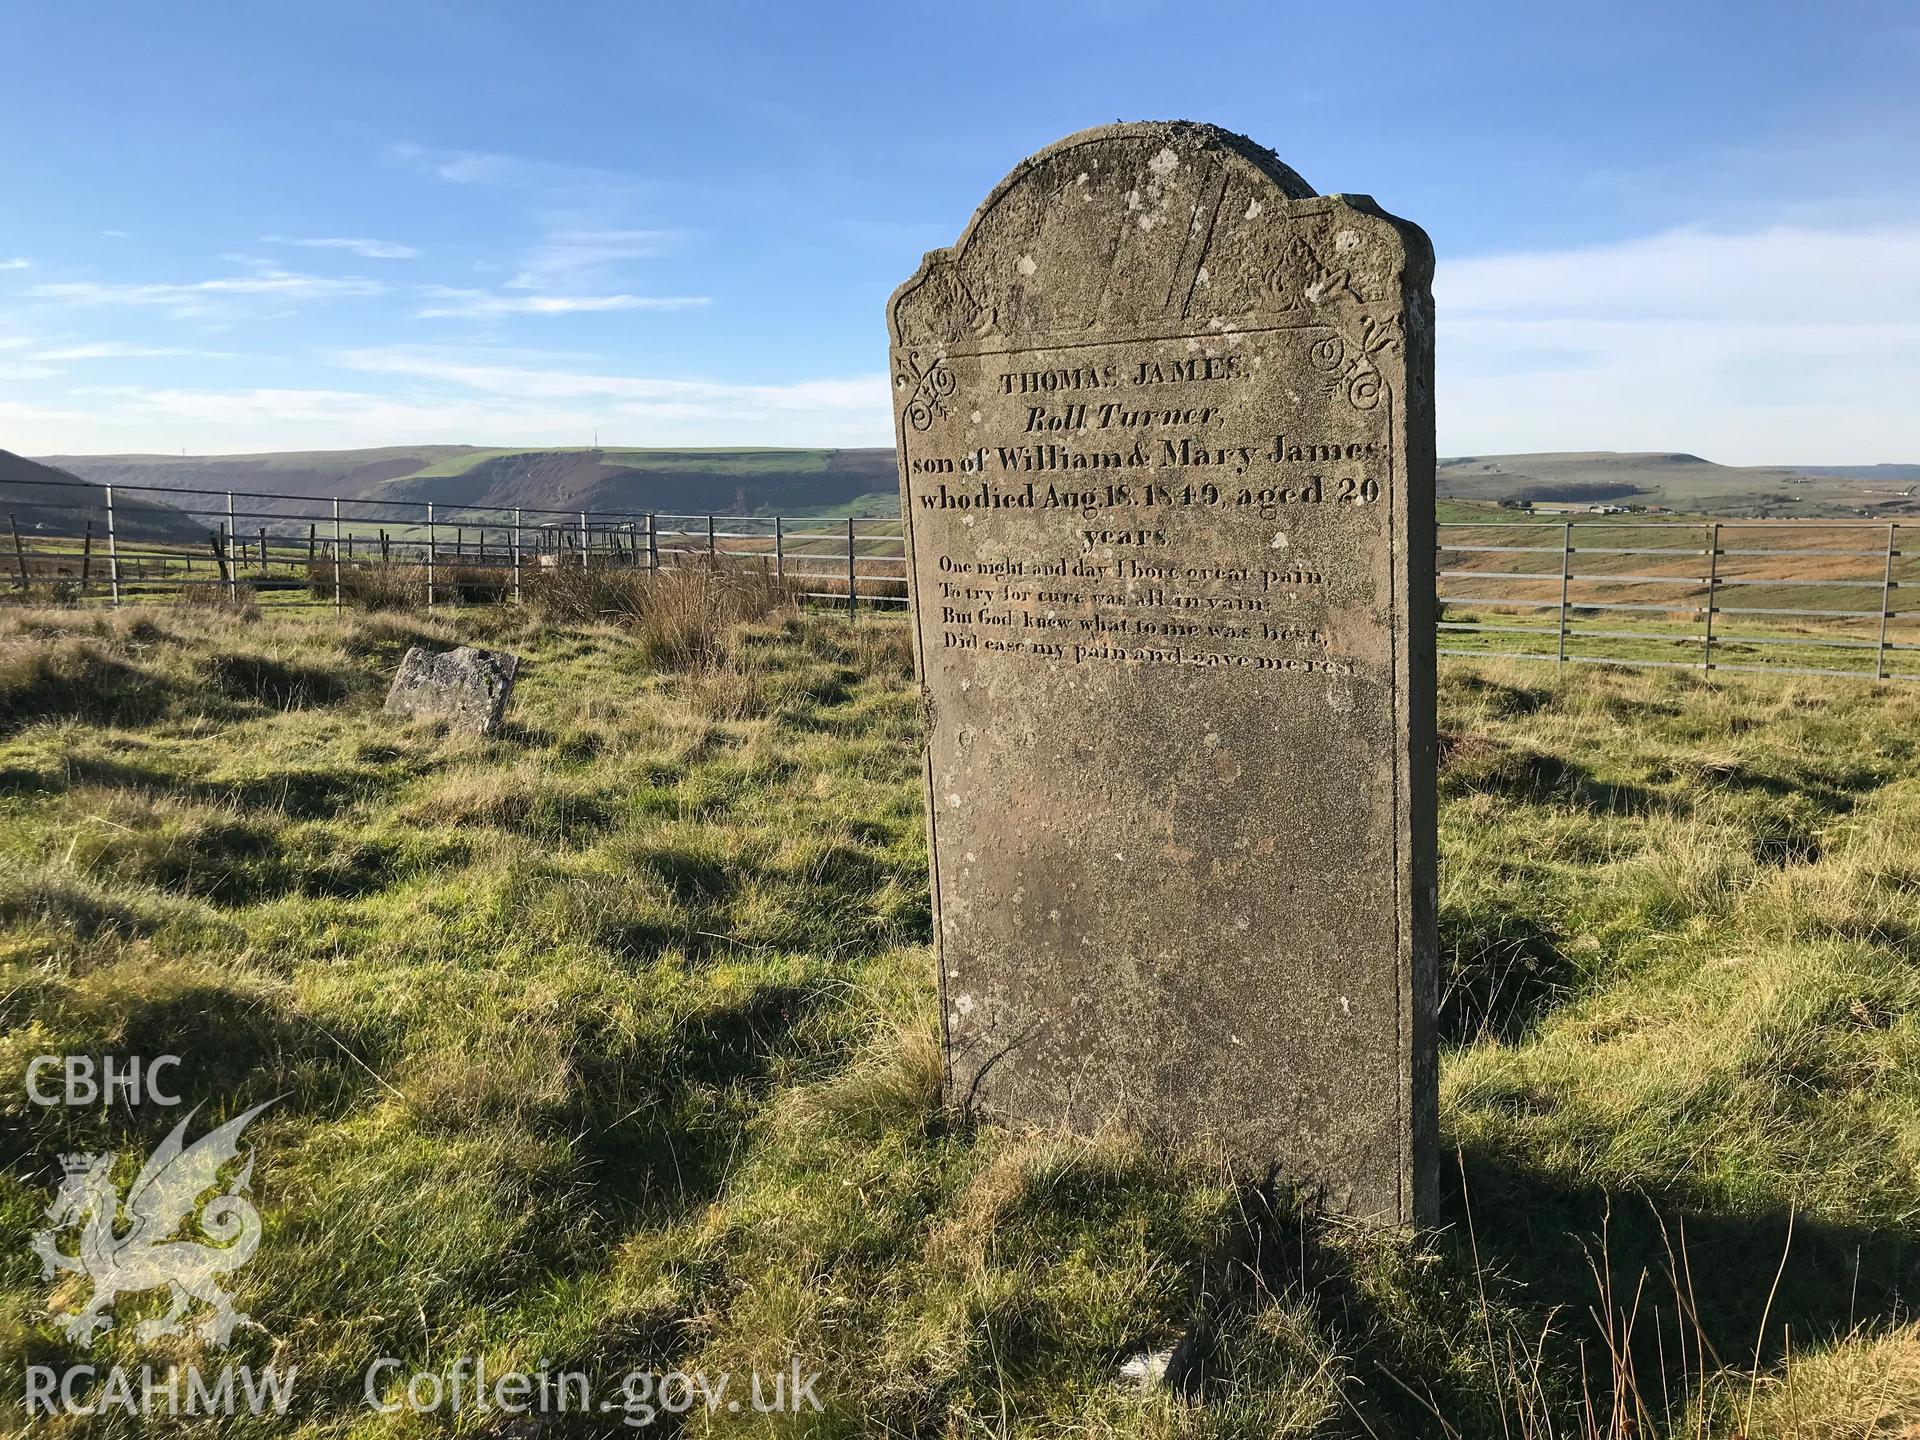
[580,511,589,573]
[513,508,523,605]
[80,521,93,597]
[847,517,857,620]
[105,486,120,606]
[1555,521,1571,664]
[1702,521,1721,674]
[426,502,436,610]
[10,514,27,592]
[1876,522,1896,681]
[774,515,784,584]
[707,515,716,565]
[332,498,343,609]
[226,492,238,601]
[647,513,659,574]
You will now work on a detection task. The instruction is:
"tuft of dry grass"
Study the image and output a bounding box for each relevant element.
[308,560,512,608]
[1734,1321,1920,1438]
[526,561,799,669]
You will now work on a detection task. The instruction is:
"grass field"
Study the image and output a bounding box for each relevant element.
[1,600,1918,1436]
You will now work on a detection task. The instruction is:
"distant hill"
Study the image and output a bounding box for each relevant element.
[32,445,1920,522]
[0,450,203,543]
[40,446,899,522]
[367,447,898,516]
[1436,451,1920,518]
[36,447,483,519]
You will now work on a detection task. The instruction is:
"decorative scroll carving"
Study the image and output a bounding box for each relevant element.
[894,349,956,432]
[1308,312,1403,412]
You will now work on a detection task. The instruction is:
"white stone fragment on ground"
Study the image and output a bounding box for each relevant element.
[1118,1349,1174,1391]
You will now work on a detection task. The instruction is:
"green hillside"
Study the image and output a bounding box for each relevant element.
[41,446,900,520]
[1438,451,1920,518]
[34,446,1920,522]
[36,447,481,507]
[367,446,898,516]
[0,450,202,544]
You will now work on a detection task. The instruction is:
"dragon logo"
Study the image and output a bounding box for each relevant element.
[31,1100,275,1348]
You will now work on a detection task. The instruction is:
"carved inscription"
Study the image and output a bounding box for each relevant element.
[903,329,1387,680]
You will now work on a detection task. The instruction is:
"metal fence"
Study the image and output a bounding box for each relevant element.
[0,473,908,615]
[1437,517,1920,681]
[6,473,1917,681]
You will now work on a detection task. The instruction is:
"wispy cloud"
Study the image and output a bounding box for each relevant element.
[412,287,707,319]
[31,342,238,361]
[1436,224,1920,464]
[29,269,385,316]
[508,228,677,289]
[389,142,674,292]
[0,258,30,270]
[336,345,883,416]
[262,234,421,260]
[1440,225,1920,321]
[0,363,889,452]
[387,142,633,195]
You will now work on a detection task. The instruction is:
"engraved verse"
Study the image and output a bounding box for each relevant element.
[905,337,1388,676]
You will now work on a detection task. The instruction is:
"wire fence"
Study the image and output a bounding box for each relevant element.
[0,474,907,615]
[5,475,1916,681]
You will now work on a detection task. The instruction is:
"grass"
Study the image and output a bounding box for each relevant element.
[0,602,1917,1436]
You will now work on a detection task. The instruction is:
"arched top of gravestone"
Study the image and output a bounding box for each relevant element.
[889,120,1426,359]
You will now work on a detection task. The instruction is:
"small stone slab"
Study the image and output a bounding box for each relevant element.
[383,646,520,735]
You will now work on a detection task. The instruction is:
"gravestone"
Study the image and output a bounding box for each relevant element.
[889,121,1436,1224]
[383,646,520,735]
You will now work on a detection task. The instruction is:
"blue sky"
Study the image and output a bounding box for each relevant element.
[1,0,1916,463]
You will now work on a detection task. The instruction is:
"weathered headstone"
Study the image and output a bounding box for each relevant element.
[383,646,520,735]
[889,121,1436,1224]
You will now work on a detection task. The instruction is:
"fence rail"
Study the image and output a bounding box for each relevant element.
[0,474,907,616]
[1436,517,1920,681]
[5,477,1916,681]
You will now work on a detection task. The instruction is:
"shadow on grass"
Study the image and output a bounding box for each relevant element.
[566,981,829,1222]
[196,652,354,710]
[1157,1155,1918,1438]
[1443,738,1671,816]
[0,982,395,1178]
[1439,897,1572,1045]
[0,650,174,733]
[73,818,443,906]
[1449,1148,1919,1428]
[0,752,384,819]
